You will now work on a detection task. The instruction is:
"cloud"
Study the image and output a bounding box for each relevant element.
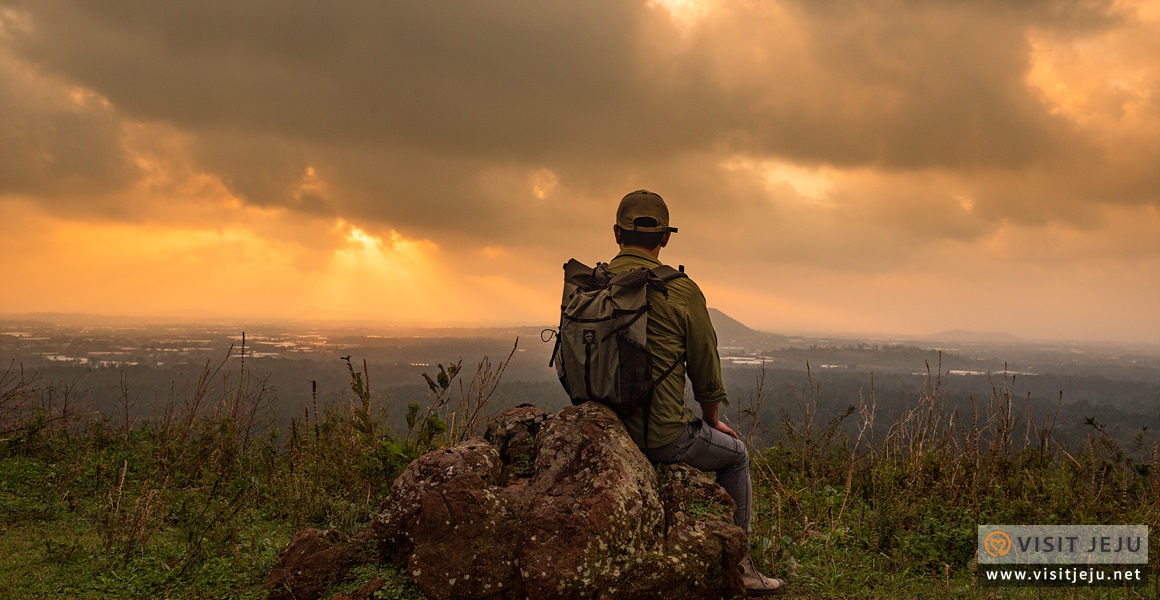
[0,43,138,202]
[0,0,1156,340]
[6,2,1150,206]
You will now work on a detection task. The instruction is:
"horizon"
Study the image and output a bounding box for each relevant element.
[4,309,1159,351]
[1,1,1157,345]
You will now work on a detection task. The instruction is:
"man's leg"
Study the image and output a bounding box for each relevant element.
[646,419,751,533]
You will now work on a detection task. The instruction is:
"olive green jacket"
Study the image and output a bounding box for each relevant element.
[607,248,729,449]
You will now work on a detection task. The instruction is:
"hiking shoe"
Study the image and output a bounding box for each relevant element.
[739,556,786,596]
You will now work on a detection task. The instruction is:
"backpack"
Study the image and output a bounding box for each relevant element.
[547,258,687,448]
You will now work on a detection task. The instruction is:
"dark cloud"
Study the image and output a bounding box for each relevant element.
[0,52,139,202]
[699,1,1086,168]
[186,131,335,215]
[5,0,1095,161]
[0,0,1154,266]
[3,1,659,157]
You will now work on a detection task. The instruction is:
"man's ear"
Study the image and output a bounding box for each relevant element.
[660,231,671,248]
[613,225,623,245]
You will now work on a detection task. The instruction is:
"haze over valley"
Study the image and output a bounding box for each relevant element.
[4,311,1156,451]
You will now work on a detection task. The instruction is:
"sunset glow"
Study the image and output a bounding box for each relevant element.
[0,0,1156,342]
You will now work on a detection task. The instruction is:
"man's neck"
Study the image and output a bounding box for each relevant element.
[619,244,662,259]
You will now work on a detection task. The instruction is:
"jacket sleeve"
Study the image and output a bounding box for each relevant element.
[683,281,729,405]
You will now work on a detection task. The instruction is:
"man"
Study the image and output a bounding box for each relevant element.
[607,189,785,596]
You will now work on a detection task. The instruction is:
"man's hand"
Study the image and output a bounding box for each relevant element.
[699,401,739,439]
[706,418,739,439]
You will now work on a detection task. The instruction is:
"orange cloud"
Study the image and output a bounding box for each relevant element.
[1,0,1156,342]
[0,202,480,325]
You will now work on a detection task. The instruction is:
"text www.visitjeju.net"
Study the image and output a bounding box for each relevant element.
[981,565,1147,586]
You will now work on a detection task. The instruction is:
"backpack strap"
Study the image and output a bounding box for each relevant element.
[640,265,686,450]
[645,264,687,298]
[565,259,685,290]
[649,264,686,281]
[641,350,686,451]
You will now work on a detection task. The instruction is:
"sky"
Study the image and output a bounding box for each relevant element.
[0,0,1157,343]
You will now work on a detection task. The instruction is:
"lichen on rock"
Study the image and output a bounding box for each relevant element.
[266,402,746,600]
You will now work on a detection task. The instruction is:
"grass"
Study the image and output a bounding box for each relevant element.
[0,347,1156,599]
[738,361,1160,599]
[0,337,513,599]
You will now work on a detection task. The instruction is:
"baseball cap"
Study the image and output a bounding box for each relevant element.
[616,190,678,233]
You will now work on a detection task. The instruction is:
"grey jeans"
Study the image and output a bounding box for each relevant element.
[645,418,751,535]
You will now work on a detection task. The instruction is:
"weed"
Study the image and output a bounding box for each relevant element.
[744,356,1159,598]
[0,335,522,598]
[3,342,1155,599]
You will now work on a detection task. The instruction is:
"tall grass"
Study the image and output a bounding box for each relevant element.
[739,357,1159,598]
[1,343,1155,598]
[0,336,514,598]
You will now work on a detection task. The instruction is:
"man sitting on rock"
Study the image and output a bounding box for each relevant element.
[606,189,786,596]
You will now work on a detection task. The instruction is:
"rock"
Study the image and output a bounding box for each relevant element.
[265,528,374,600]
[331,576,387,600]
[266,402,747,600]
[484,403,549,482]
[641,463,748,599]
[373,438,522,598]
[516,401,667,599]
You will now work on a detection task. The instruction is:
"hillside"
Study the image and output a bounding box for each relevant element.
[708,307,789,349]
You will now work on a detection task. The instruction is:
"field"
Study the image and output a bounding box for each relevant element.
[1,338,1157,599]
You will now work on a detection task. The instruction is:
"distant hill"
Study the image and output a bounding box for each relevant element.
[707,308,789,349]
[922,329,1024,344]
